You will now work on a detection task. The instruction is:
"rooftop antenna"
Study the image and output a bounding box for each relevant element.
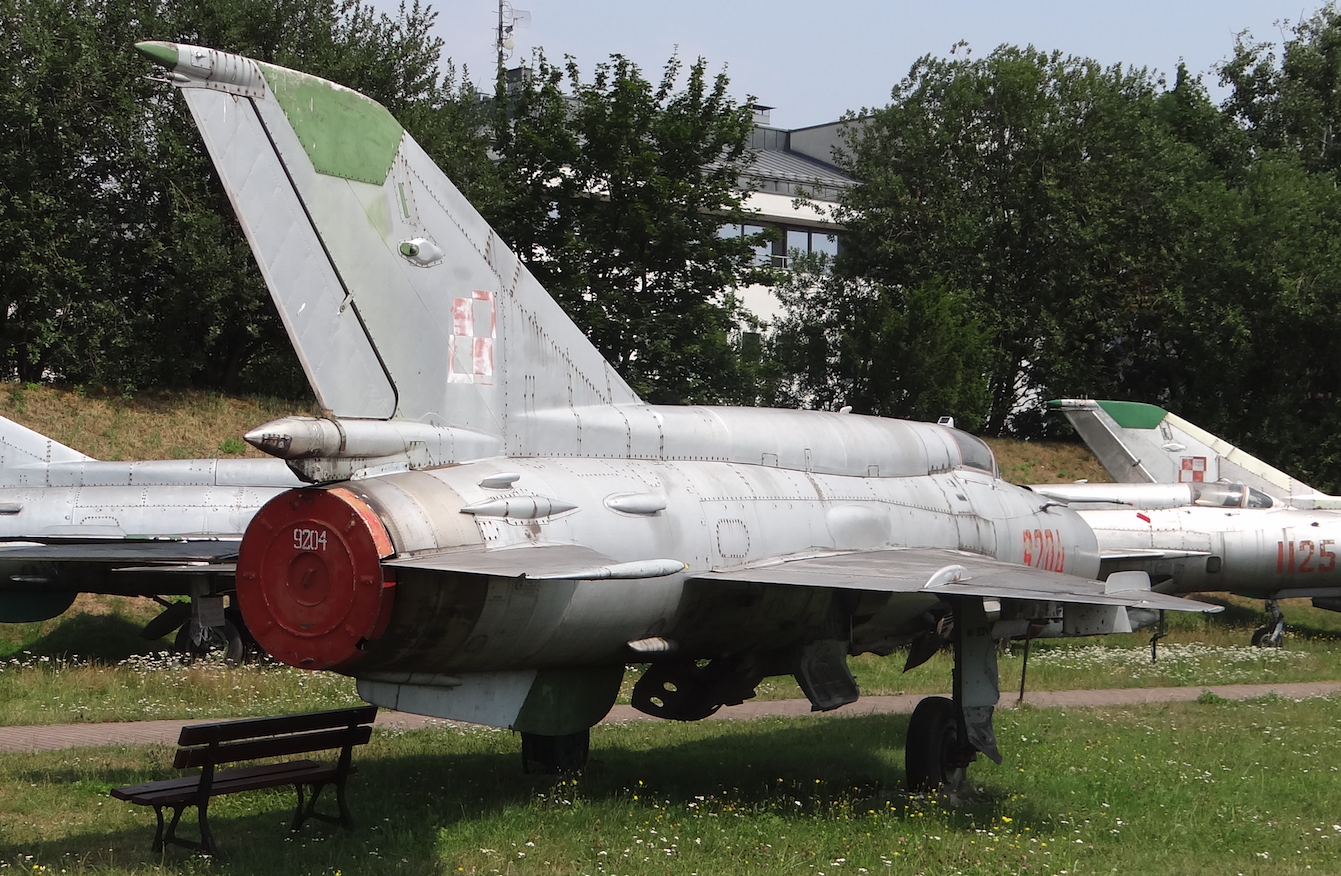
[496,1,532,76]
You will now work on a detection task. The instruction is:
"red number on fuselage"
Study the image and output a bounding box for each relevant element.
[1276,538,1336,574]
[1023,528,1065,572]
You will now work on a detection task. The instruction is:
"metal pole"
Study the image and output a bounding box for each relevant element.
[1017,635,1030,704]
[497,0,505,78]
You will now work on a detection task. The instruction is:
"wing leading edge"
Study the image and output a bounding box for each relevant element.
[694,547,1221,614]
[384,542,1219,614]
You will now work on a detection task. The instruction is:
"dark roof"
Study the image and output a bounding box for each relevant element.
[748,149,850,189]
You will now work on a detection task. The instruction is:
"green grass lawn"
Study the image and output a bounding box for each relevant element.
[4,591,1341,727]
[2,694,1338,874]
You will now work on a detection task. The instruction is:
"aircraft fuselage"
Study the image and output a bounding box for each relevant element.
[1081,506,1341,601]
[237,411,1105,732]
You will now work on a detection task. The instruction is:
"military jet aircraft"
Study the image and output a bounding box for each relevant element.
[0,413,300,658]
[135,41,1217,790]
[1038,399,1341,646]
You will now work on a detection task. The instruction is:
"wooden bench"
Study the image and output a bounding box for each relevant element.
[110,705,377,855]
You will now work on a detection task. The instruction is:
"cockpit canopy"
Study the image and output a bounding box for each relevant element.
[1191,482,1274,509]
[948,428,997,477]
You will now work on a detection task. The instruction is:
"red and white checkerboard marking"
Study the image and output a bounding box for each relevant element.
[1179,456,1207,483]
[447,290,496,385]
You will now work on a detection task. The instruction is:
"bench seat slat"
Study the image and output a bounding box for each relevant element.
[124,766,345,807]
[110,760,325,804]
[176,705,377,745]
[173,725,372,769]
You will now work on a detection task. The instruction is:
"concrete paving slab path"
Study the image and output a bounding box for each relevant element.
[2,681,1338,754]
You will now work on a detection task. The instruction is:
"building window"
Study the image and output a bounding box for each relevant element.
[718,222,840,268]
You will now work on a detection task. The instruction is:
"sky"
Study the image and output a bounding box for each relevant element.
[384,0,1310,129]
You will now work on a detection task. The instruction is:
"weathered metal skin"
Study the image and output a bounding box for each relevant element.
[1083,506,1341,601]
[238,420,1102,679]
[0,417,299,617]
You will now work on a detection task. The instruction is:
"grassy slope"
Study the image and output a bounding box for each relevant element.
[0,382,315,462]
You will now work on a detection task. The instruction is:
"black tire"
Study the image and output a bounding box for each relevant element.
[520,730,590,774]
[174,619,244,665]
[1251,626,1283,649]
[905,696,967,792]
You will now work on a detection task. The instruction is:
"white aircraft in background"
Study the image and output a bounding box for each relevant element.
[1038,399,1341,647]
[135,41,1215,791]
[0,415,299,658]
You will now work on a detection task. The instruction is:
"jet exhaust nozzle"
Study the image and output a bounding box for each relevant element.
[236,486,397,670]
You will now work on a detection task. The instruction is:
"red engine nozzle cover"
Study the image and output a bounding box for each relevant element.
[237,487,396,670]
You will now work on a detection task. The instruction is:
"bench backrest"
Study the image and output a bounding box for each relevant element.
[173,705,377,770]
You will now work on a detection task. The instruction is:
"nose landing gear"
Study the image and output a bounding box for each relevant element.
[1251,599,1285,648]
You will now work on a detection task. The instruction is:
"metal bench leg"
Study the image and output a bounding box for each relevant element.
[291,780,352,831]
[151,805,167,852]
[290,783,308,831]
[159,804,190,852]
[336,778,353,830]
[195,801,216,856]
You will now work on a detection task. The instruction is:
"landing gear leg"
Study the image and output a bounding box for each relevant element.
[1251,599,1285,648]
[520,730,590,774]
[904,597,1001,792]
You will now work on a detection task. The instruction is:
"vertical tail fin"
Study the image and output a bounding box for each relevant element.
[1049,399,1337,508]
[138,42,641,453]
[0,416,92,485]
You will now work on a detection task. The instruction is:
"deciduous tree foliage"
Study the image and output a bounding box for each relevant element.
[769,253,990,429]
[2,1,766,407]
[833,46,1190,436]
[785,9,1341,490]
[487,53,772,405]
[0,0,492,395]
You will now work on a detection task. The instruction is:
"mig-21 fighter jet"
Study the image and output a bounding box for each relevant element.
[135,41,1218,790]
[1039,399,1341,647]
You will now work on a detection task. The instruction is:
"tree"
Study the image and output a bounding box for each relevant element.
[1221,5,1341,175]
[769,253,991,428]
[0,0,493,396]
[833,46,1192,435]
[488,53,772,405]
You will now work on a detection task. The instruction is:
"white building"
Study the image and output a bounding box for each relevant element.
[722,108,855,324]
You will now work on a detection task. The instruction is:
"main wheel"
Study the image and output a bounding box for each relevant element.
[174,619,244,665]
[1251,625,1283,648]
[520,730,590,774]
[905,696,968,792]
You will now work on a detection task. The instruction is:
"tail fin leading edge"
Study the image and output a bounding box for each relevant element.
[141,42,641,453]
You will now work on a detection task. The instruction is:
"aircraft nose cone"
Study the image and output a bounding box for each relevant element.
[135,41,179,68]
[244,425,293,457]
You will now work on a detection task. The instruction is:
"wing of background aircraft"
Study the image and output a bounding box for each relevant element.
[137,41,1220,793]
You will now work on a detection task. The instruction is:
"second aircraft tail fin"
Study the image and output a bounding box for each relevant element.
[1049,399,1339,509]
[0,416,93,486]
